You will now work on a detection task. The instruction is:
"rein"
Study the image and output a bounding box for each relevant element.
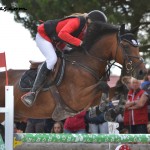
[63,31,144,81]
[63,33,119,81]
[64,57,100,80]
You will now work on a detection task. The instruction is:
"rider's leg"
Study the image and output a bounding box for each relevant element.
[21,33,57,107]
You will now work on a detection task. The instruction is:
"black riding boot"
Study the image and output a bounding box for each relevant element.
[21,62,50,107]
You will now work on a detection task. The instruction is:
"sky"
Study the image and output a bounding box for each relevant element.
[0,4,45,71]
[0,4,121,75]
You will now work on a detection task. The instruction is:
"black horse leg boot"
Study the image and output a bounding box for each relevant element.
[21,62,50,107]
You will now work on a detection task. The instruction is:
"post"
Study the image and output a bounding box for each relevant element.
[0,86,14,150]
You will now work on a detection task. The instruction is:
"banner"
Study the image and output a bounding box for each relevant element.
[0,52,6,67]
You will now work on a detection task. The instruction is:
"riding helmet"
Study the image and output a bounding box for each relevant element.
[88,10,107,22]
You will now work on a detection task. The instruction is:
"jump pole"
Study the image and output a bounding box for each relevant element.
[0,86,14,150]
[15,133,150,143]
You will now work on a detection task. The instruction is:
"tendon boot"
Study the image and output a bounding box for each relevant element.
[114,94,126,115]
[21,62,50,107]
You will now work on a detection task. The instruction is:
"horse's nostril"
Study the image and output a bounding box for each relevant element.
[139,69,147,77]
[139,70,143,76]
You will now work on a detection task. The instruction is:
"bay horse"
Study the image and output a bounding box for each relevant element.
[0,22,147,122]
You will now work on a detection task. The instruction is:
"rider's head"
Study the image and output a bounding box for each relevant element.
[87,10,107,23]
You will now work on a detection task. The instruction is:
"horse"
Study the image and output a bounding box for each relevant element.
[0,22,147,122]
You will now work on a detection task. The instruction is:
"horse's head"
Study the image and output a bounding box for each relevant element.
[117,24,147,79]
[82,22,146,80]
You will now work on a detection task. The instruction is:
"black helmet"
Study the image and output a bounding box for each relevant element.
[88,10,107,22]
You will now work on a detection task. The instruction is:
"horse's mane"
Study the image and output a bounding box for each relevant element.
[83,21,119,50]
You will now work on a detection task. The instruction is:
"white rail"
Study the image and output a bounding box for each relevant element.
[0,86,14,150]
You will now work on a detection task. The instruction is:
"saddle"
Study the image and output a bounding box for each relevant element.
[19,52,77,121]
[19,57,64,91]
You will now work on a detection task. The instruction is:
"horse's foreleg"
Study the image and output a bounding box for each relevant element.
[81,81,110,97]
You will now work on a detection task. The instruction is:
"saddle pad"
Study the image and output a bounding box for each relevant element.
[19,69,50,92]
[19,52,65,92]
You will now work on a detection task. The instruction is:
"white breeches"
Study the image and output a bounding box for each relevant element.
[35,33,57,70]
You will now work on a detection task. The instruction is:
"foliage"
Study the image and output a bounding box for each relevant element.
[0,0,150,60]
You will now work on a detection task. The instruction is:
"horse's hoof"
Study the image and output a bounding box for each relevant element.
[104,108,117,122]
[104,112,113,122]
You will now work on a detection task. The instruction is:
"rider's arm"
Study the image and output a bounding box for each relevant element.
[57,18,83,47]
[125,101,135,109]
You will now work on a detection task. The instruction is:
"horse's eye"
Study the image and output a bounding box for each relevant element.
[123,45,129,50]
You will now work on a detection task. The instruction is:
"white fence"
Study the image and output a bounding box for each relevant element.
[0,86,14,150]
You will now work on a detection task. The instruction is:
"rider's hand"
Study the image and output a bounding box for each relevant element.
[80,41,83,46]
[63,44,73,51]
[79,41,85,49]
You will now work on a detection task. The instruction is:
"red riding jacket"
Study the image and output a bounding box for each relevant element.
[124,89,148,126]
[38,17,87,49]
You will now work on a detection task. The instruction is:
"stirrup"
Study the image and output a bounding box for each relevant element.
[21,92,36,107]
[21,92,35,99]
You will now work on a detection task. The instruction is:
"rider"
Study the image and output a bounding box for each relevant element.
[21,10,108,107]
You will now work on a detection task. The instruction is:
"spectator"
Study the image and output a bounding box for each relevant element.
[25,118,45,133]
[147,122,150,134]
[124,78,148,133]
[143,69,150,81]
[51,121,63,133]
[119,128,129,134]
[125,69,150,111]
[14,123,23,133]
[64,111,86,133]
[44,118,55,133]
[88,122,108,134]
[14,118,27,133]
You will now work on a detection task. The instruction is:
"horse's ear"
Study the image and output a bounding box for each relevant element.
[120,24,126,35]
[130,25,139,34]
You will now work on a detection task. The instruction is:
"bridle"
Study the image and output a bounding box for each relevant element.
[64,31,144,81]
[119,33,144,75]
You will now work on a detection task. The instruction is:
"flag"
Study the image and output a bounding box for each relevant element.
[0,52,8,85]
[0,52,6,67]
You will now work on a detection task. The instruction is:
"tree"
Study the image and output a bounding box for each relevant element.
[1,0,150,60]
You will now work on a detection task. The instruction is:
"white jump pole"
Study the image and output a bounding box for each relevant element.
[0,86,14,150]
